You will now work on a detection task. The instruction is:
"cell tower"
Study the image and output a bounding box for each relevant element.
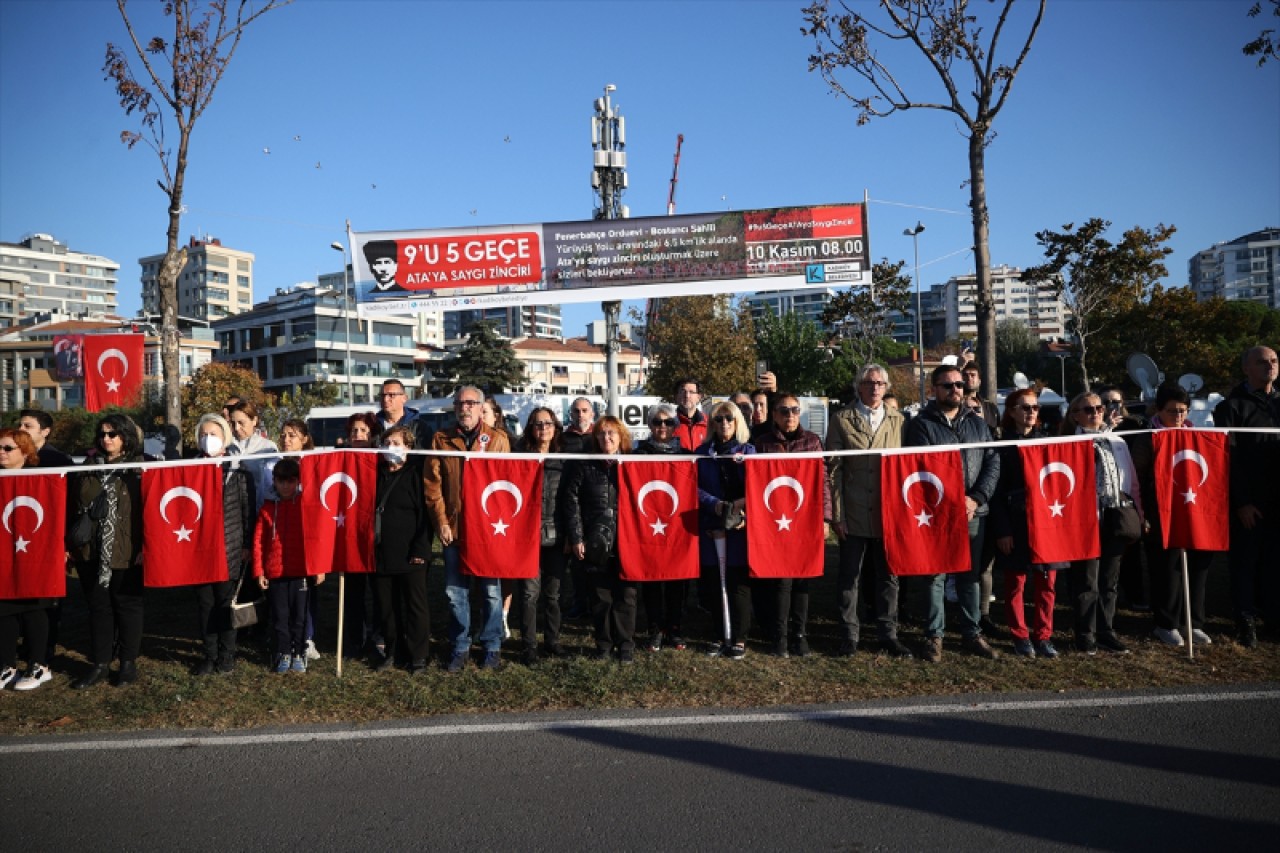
[591,85,628,413]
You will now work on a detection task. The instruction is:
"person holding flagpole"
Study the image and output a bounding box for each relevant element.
[513,407,569,664]
[634,403,691,653]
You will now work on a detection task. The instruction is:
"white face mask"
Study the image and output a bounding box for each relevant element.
[199,433,224,456]
[380,445,407,464]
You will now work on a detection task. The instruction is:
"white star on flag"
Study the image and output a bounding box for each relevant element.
[106,378,120,392]
[915,510,933,527]
[649,518,668,536]
[174,525,193,542]
[14,536,29,553]
[1182,488,1197,504]
[491,518,509,536]
[775,515,793,531]
[1048,501,1065,518]
[334,512,346,527]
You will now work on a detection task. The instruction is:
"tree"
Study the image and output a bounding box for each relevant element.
[440,322,527,395]
[644,295,756,397]
[755,311,831,395]
[803,0,1047,403]
[104,0,293,430]
[821,258,913,369]
[995,316,1039,386]
[1244,0,1279,66]
[260,382,340,440]
[1022,218,1175,390]
[180,361,265,444]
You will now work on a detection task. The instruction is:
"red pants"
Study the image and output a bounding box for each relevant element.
[1005,569,1056,641]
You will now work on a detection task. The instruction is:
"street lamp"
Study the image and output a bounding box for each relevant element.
[904,221,926,406]
[329,241,355,405]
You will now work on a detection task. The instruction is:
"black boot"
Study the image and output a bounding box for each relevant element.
[116,660,138,686]
[72,664,110,689]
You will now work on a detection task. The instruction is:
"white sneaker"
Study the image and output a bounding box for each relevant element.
[14,664,52,691]
[305,639,321,661]
[0,666,17,689]
[1153,627,1185,647]
[1190,628,1213,646]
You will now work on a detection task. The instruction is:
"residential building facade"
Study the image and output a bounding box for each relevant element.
[0,233,120,318]
[512,336,647,398]
[1188,227,1279,309]
[941,264,1069,342]
[140,235,254,322]
[443,305,563,342]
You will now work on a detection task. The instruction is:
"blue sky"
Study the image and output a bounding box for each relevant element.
[1,0,1276,338]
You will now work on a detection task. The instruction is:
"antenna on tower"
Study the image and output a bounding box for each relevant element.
[592,85,629,414]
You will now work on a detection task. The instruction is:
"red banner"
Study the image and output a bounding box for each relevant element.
[617,459,699,582]
[141,464,228,587]
[745,456,825,579]
[83,334,145,412]
[1019,439,1100,564]
[0,473,66,599]
[880,451,970,576]
[301,451,376,574]
[1155,430,1230,551]
[460,457,543,578]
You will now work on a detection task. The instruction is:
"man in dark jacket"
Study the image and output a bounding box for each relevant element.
[905,365,1001,662]
[1213,345,1280,647]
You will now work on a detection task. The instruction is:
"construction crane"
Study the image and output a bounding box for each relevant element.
[666,133,684,216]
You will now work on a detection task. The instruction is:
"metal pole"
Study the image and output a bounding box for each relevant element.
[330,241,355,405]
[1181,549,1194,660]
[905,222,926,405]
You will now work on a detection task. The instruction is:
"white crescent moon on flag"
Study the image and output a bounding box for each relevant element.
[901,471,945,507]
[1038,462,1076,498]
[2,496,44,533]
[54,338,72,354]
[763,476,805,512]
[1171,449,1209,487]
[158,486,203,523]
[480,480,523,517]
[636,480,679,517]
[320,472,359,511]
[97,347,129,377]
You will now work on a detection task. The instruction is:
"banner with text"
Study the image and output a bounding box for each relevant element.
[350,203,870,316]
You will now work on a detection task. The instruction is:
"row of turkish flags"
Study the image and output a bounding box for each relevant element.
[1,433,1228,598]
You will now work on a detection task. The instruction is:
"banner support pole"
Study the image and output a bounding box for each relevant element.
[336,573,346,678]
[1181,549,1194,660]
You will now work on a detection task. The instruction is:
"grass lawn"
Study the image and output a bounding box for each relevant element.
[2,547,1277,736]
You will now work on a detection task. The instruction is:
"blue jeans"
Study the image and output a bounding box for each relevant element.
[443,545,503,654]
[922,517,985,640]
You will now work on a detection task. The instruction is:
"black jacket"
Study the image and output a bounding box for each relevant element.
[375,459,432,574]
[904,404,1000,515]
[1214,382,1280,511]
[988,425,1049,567]
[214,459,254,582]
[516,445,565,547]
[558,457,619,562]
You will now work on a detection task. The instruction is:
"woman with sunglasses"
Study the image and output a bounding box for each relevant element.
[991,389,1062,658]
[695,401,756,658]
[69,414,145,689]
[513,407,568,664]
[0,429,57,691]
[633,403,690,653]
[752,393,832,657]
[1061,391,1143,656]
[1128,384,1214,647]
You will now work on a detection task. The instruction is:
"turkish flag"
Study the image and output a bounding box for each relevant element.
[0,473,67,599]
[880,451,970,576]
[1155,429,1229,551]
[301,451,376,574]
[745,456,825,579]
[1019,439,1100,564]
[83,334,145,412]
[617,458,699,582]
[460,457,542,578]
[141,463,228,586]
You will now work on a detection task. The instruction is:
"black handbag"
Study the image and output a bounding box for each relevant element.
[66,485,109,549]
[583,509,617,566]
[229,575,265,629]
[1103,492,1142,544]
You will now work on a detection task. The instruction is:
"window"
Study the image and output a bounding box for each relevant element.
[552,365,568,377]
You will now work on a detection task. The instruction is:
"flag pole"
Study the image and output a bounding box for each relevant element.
[1181,549,1194,660]
[336,573,346,678]
[714,534,730,649]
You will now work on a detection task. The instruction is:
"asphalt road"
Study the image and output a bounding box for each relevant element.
[4,686,1278,852]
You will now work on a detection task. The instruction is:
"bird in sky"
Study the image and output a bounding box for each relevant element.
[315,162,322,169]
[293,135,302,142]
[263,147,270,154]
[504,135,511,143]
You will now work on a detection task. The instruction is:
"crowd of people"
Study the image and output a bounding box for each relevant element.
[0,346,1276,690]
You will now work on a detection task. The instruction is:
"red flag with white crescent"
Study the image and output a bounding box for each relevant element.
[141,463,227,586]
[880,451,969,576]
[617,458,699,582]
[83,334,145,412]
[744,456,825,579]
[1155,429,1229,551]
[301,451,377,574]
[0,473,67,599]
[460,456,542,578]
[1018,439,1100,564]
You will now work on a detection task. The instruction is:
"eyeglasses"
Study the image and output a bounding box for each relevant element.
[531,421,556,429]
[860,380,887,387]
[775,406,802,415]
[1016,404,1040,412]
[0,445,18,453]
[99,430,121,439]
[1075,405,1105,414]
[652,418,676,428]
[712,415,736,424]
[455,400,481,408]
[935,382,966,390]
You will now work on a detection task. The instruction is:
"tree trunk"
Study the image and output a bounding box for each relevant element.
[968,132,997,403]
[160,128,192,428]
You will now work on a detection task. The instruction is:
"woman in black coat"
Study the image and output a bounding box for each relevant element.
[70,414,145,689]
[371,425,433,673]
[514,407,568,664]
[560,416,634,663]
[633,403,690,653]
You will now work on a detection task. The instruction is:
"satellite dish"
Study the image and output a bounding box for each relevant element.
[1013,371,1031,390]
[1178,373,1204,395]
[1126,352,1164,401]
